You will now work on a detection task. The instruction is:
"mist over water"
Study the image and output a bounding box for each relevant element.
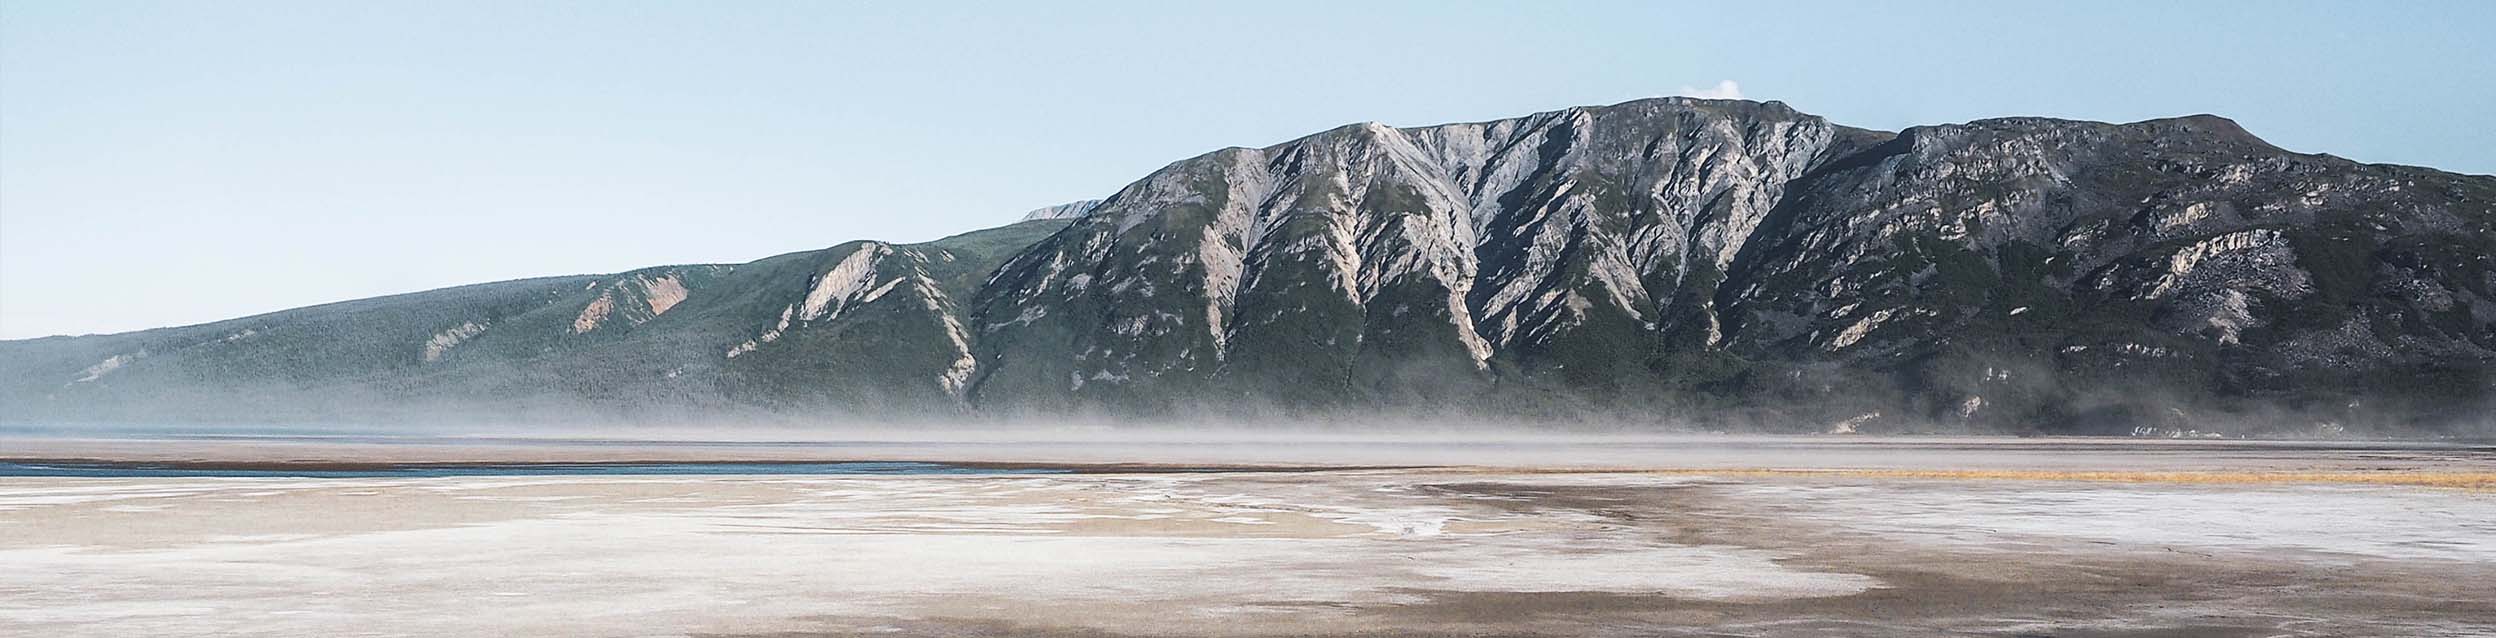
[5,419,2485,474]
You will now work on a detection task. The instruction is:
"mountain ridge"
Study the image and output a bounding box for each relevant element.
[6,97,2491,436]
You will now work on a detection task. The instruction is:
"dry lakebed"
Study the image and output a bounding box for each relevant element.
[0,435,2489,637]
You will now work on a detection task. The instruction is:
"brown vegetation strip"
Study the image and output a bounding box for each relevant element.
[1509,468,2496,490]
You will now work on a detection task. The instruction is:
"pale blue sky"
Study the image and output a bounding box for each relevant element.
[3,1,2490,338]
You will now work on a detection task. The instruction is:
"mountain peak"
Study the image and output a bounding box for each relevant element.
[1018,199,1103,222]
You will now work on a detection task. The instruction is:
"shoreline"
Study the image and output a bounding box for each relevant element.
[4,433,2491,486]
[8,457,2489,488]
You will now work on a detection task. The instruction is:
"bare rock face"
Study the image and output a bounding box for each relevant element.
[1018,200,1103,222]
[1709,115,2494,433]
[3,98,2489,435]
[972,99,1878,413]
[970,100,2493,432]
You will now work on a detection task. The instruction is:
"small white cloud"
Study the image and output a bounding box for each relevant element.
[1676,80,1744,100]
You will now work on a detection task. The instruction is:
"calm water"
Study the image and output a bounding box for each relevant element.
[0,461,1065,479]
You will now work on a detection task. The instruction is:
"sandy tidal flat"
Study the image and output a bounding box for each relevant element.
[0,442,2491,637]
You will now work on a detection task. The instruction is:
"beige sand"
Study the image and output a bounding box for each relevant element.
[1,468,2490,635]
[1,436,2490,636]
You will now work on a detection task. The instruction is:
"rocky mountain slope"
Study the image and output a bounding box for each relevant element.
[5,98,2490,435]
[0,220,1072,424]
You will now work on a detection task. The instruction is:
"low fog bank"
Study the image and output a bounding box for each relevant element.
[6,409,2494,458]
[10,339,2488,440]
[4,390,2492,443]
[4,423,2488,473]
